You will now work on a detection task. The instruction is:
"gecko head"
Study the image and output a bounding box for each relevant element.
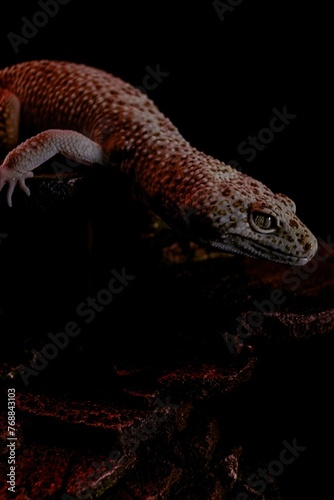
[180,171,318,266]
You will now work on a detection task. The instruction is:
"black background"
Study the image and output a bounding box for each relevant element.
[0,0,332,237]
[0,1,333,499]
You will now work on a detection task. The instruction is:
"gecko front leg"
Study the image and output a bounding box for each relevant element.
[0,129,108,207]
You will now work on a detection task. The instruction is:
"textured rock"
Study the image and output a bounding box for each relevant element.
[1,168,333,499]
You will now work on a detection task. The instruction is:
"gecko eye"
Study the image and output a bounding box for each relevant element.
[249,209,278,234]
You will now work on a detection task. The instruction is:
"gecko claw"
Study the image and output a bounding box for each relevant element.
[0,168,33,207]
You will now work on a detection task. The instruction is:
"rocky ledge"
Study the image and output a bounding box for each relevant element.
[0,169,333,499]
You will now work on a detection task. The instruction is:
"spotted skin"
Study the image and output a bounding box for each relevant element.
[0,60,317,265]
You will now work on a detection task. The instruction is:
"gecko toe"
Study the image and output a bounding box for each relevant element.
[6,181,17,208]
[18,178,31,197]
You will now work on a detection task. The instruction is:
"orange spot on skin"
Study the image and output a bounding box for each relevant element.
[289,219,299,228]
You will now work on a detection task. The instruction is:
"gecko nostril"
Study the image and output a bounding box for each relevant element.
[303,242,312,252]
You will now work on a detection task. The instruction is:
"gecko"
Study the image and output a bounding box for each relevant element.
[0,60,317,265]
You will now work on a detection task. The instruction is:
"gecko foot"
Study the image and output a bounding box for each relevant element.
[0,167,34,207]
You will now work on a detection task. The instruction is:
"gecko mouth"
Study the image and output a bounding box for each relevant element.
[199,236,317,266]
